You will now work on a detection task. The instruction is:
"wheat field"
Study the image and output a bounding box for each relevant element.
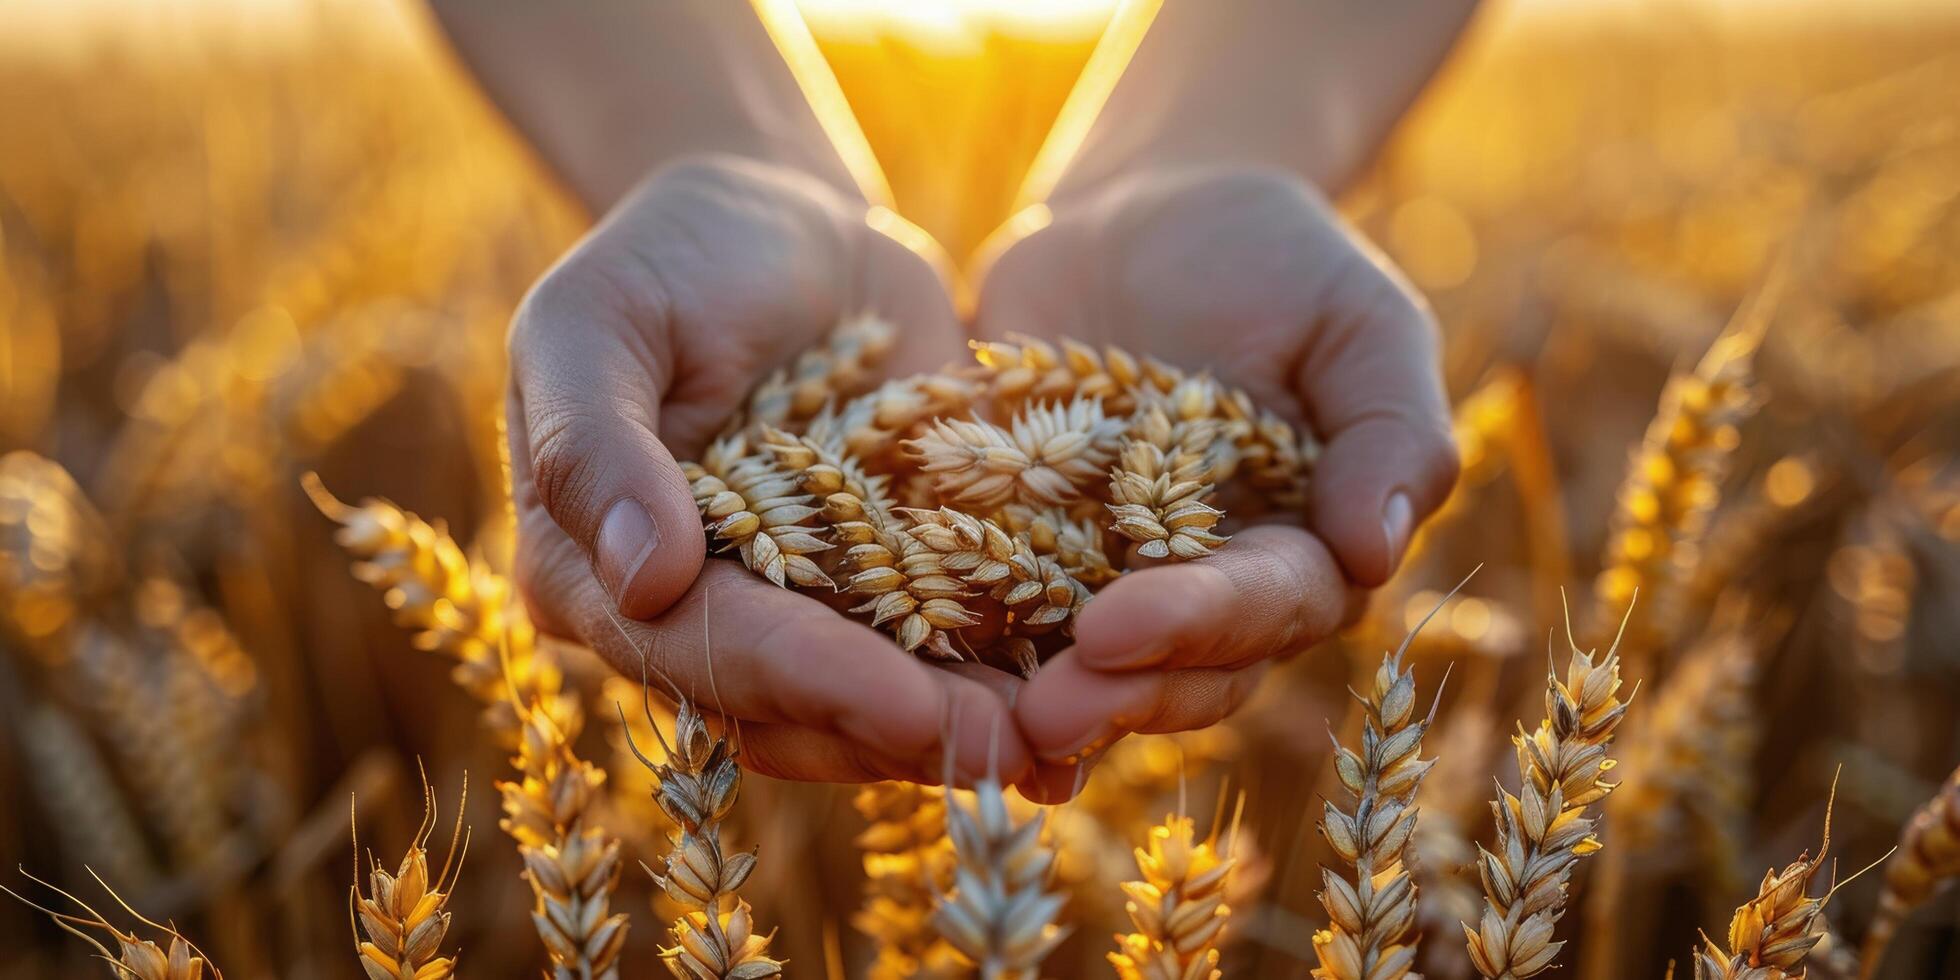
[2,1,1959,978]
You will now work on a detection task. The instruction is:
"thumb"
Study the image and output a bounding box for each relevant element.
[1297,249,1458,587]
[507,257,705,620]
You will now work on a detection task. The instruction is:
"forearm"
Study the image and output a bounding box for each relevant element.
[1053,0,1481,201]
[428,0,855,210]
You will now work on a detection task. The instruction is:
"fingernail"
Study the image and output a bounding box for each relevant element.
[596,498,660,605]
[1382,492,1413,571]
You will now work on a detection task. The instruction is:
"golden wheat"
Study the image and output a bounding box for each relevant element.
[933,774,1069,979]
[5,870,222,979]
[351,776,468,980]
[1464,614,1630,979]
[1109,812,1235,980]
[1859,763,1960,977]
[1310,587,1455,980]
[305,474,576,743]
[1692,798,1840,980]
[620,690,782,980]
[854,782,965,980]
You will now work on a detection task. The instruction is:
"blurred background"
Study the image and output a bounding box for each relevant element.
[2,0,1958,977]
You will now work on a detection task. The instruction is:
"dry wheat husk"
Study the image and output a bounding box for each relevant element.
[305,474,577,743]
[1311,590,1453,980]
[1463,615,1631,979]
[351,776,467,980]
[1859,763,1960,977]
[620,691,782,980]
[933,775,1069,980]
[4,869,221,979]
[1693,800,1841,980]
[854,782,966,980]
[1109,812,1236,980]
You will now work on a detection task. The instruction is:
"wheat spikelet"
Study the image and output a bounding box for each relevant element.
[1310,589,1452,980]
[0,450,120,655]
[502,703,630,980]
[352,775,467,980]
[1859,763,1960,977]
[1463,611,1631,979]
[1109,811,1236,980]
[5,869,221,979]
[304,474,576,743]
[1107,438,1228,561]
[13,701,158,891]
[906,397,1124,509]
[997,504,1118,587]
[620,689,782,979]
[681,435,835,590]
[854,782,965,980]
[1594,283,1776,659]
[933,773,1069,979]
[1693,799,1841,980]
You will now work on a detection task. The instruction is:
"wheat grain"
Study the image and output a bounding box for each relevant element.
[352,775,467,980]
[1109,812,1235,980]
[906,397,1124,509]
[682,435,835,590]
[1859,763,1960,977]
[305,474,577,743]
[5,869,222,979]
[854,782,965,980]
[933,774,1069,979]
[730,313,898,438]
[1310,590,1452,980]
[620,690,782,980]
[1692,798,1839,980]
[1463,611,1630,979]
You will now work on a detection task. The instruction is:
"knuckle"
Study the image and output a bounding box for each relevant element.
[527,407,610,530]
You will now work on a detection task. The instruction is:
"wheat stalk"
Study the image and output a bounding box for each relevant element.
[5,869,222,979]
[1109,810,1236,980]
[1859,763,1960,977]
[304,473,577,743]
[933,773,1069,979]
[619,688,782,980]
[1693,792,1844,980]
[1593,278,1778,662]
[854,782,965,980]
[352,774,468,980]
[1463,609,1631,979]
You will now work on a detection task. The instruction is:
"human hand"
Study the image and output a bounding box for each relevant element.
[506,154,1031,786]
[974,166,1459,799]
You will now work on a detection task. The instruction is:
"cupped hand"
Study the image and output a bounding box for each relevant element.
[974,166,1459,799]
[506,154,1029,786]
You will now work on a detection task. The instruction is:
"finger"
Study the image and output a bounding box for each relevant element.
[1295,239,1459,587]
[1072,525,1346,671]
[508,250,704,621]
[732,721,937,784]
[1013,650,1269,774]
[516,504,1031,785]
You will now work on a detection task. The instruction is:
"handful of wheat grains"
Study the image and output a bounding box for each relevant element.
[681,317,1315,673]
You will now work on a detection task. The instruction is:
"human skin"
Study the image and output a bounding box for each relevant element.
[430,0,1476,795]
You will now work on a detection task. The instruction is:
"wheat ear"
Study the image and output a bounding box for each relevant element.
[1463,608,1631,979]
[1693,787,1853,980]
[620,689,782,979]
[728,313,897,438]
[1109,809,1237,980]
[1593,277,1777,661]
[1312,581,1459,980]
[933,771,1069,979]
[5,868,222,979]
[352,773,468,980]
[503,703,631,980]
[303,474,575,743]
[1859,763,1960,977]
[854,782,965,980]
